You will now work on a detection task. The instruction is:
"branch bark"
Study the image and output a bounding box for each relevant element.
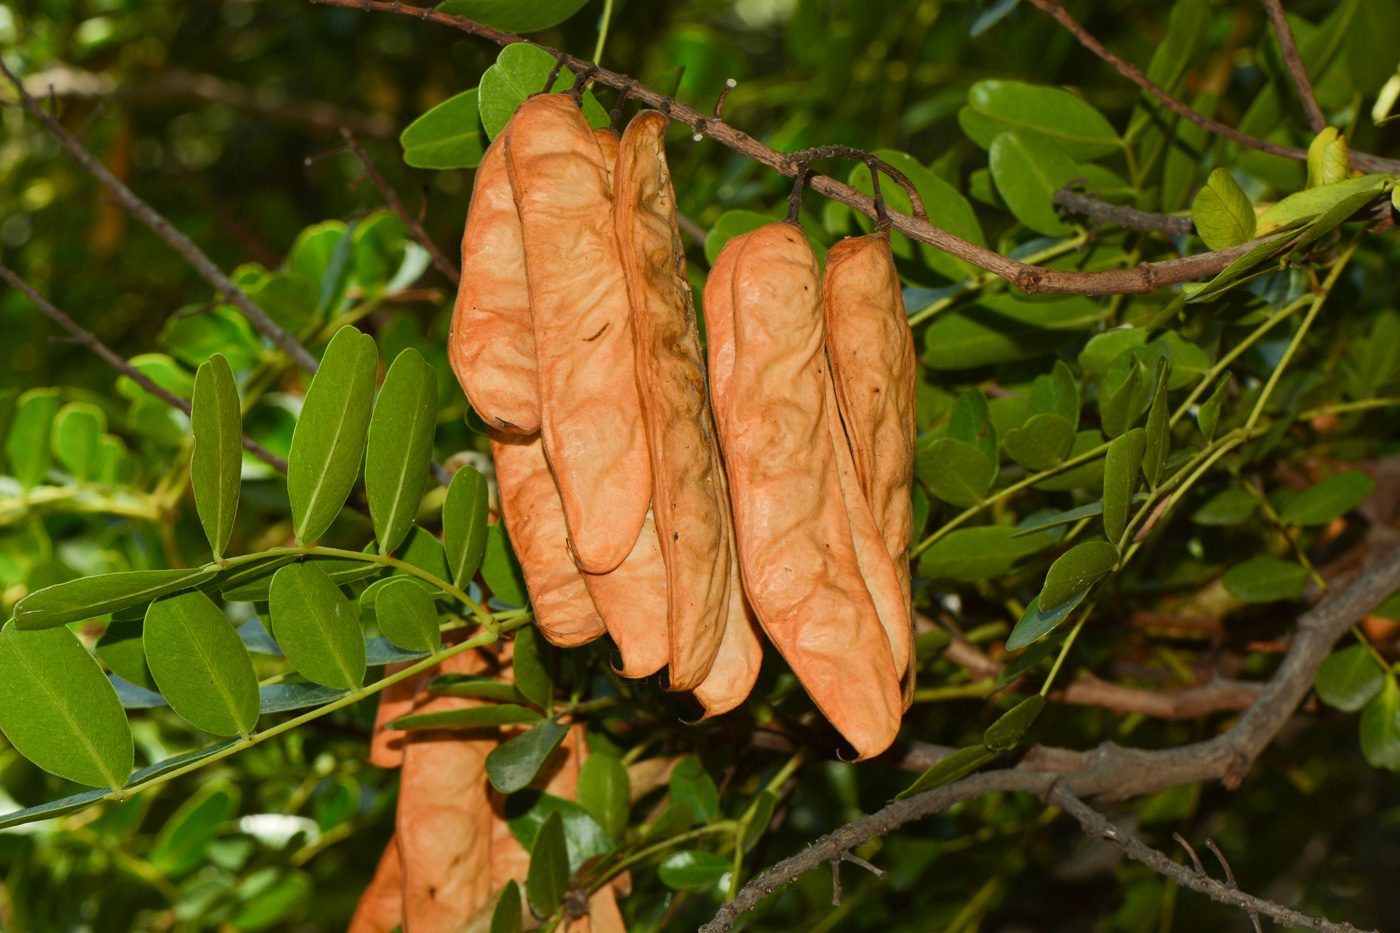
[1258,0,1329,135]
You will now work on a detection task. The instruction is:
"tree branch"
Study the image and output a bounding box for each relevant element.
[0,263,289,474]
[1023,0,1399,175]
[702,543,1400,931]
[1258,0,1329,135]
[302,0,1382,297]
[1054,186,1194,236]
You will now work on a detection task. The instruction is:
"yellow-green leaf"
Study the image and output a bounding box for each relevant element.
[191,354,243,561]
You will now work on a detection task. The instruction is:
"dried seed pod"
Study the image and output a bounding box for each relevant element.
[449,133,538,434]
[505,94,650,574]
[491,429,606,647]
[368,660,432,768]
[398,649,497,932]
[614,111,731,689]
[347,834,403,933]
[583,508,669,679]
[713,222,902,760]
[691,516,764,717]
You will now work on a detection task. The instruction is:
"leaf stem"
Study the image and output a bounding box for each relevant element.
[592,0,615,65]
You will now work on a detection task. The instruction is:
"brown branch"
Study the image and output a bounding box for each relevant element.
[302,0,1375,297]
[702,543,1400,932]
[1258,0,1328,135]
[339,130,460,283]
[1023,0,1400,176]
[1054,186,1194,236]
[0,263,289,474]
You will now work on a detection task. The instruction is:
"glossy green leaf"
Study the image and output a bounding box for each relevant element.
[487,718,569,794]
[287,326,379,546]
[144,590,259,736]
[1013,500,1111,537]
[1141,361,1170,489]
[259,682,351,714]
[191,354,243,562]
[505,790,613,872]
[116,353,194,403]
[577,754,630,844]
[374,578,440,653]
[244,271,318,335]
[1197,378,1228,441]
[918,525,1054,581]
[6,388,59,490]
[1034,429,1108,492]
[391,704,541,730]
[1306,128,1348,189]
[290,220,355,315]
[1286,178,1394,256]
[1258,175,1388,235]
[1008,586,1089,652]
[437,0,591,33]
[492,880,523,933]
[483,523,529,606]
[1278,470,1377,526]
[915,437,993,507]
[160,306,263,371]
[512,625,554,710]
[150,784,240,876]
[400,88,486,170]
[1102,428,1145,544]
[1098,358,1148,438]
[14,567,214,630]
[477,44,608,140]
[1361,678,1400,770]
[988,132,1079,236]
[1191,167,1256,249]
[705,210,775,266]
[895,745,994,800]
[0,621,133,789]
[961,80,1121,159]
[1315,644,1386,713]
[444,465,490,589]
[670,755,720,822]
[1191,487,1257,526]
[1185,230,1298,304]
[96,618,156,691]
[51,402,104,481]
[427,673,527,704]
[366,349,438,557]
[222,555,367,603]
[923,294,1104,370]
[983,695,1046,751]
[1223,556,1308,602]
[1002,413,1075,471]
[1040,541,1118,611]
[658,850,731,890]
[268,562,367,689]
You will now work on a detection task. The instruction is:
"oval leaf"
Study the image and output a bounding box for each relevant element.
[923,294,1104,370]
[486,719,569,794]
[895,745,994,800]
[1102,428,1146,544]
[268,562,367,689]
[669,756,720,822]
[444,465,490,589]
[14,567,215,630]
[577,754,630,844]
[145,590,260,736]
[983,695,1046,751]
[1315,644,1386,713]
[477,44,608,140]
[988,131,1079,236]
[427,673,527,703]
[492,880,523,933]
[512,625,554,710]
[918,525,1054,581]
[373,577,441,653]
[915,437,994,508]
[1222,556,1308,602]
[52,401,104,481]
[391,704,541,730]
[191,354,243,561]
[1002,412,1074,471]
[400,88,486,170]
[366,348,439,556]
[658,850,732,890]
[1040,541,1118,611]
[1279,470,1377,527]
[505,790,613,871]
[6,388,59,490]
[1007,587,1090,651]
[1361,678,1400,770]
[437,0,591,33]
[963,80,1121,159]
[482,523,529,607]
[1191,167,1256,249]
[526,809,570,918]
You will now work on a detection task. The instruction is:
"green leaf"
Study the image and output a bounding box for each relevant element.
[1315,644,1386,713]
[1257,174,1390,235]
[267,562,367,689]
[1222,556,1308,602]
[259,682,351,714]
[1191,167,1256,249]
[287,326,379,546]
[918,525,1054,581]
[1014,500,1115,536]
[444,466,490,589]
[1002,413,1074,471]
[983,695,1046,751]
[962,80,1121,159]
[352,211,409,297]
[705,210,775,266]
[0,621,133,790]
[391,704,541,729]
[492,880,523,933]
[427,673,527,703]
[244,271,319,335]
[923,293,1104,370]
[1031,360,1079,427]
[1306,127,1348,188]
[96,433,134,485]
[1278,470,1377,526]
[96,618,156,691]
[1102,428,1145,544]
[221,555,366,603]
[482,523,528,606]
[505,790,613,872]
[1079,328,1147,379]
[1343,0,1400,94]
[51,402,104,481]
[477,44,608,140]
[670,756,720,822]
[366,348,438,556]
[741,791,776,852]
[160,306,263,371]
[1098,358,1148,438]
[374,578,441,653]
[915,437,994,507]
[144,591,259,737]
[1140,360,1170,490]
[6,388,59,490]
[1285,177,1394,256]
[644,800,695,839]
[1040,541,1118,611]
[400,88,486,170]
[1185,230,1298,304]
[14,567,215,630]
[1191,486,1257,526]
[117,353,195,403]
[191,354,243,562]
[1162,91,1217,213]
[988,132,1079,236]
[512,625,554,710]
[577,754,630,844]
[658,850,731,890]
[1034,429,1108,492]
[290,220,355,315]
[437,0,592,33]
[997,638,1058,688]
[1361,678,1400,770]
[895,745,994,800]
[948,389,998,465]
[1197,378,1228,442]
[150,784,240,876]
[230,871,311,931]
[487,719,569,794]
[1007,587,1089,651]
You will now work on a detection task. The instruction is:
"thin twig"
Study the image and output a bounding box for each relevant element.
[0,264,289,473]
[339,129,460,282]
[1259,0,1328,134]
[1054,185,1194,236]
[1023,0,1398,175]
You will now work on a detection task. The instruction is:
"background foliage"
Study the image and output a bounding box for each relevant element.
[2,0,1400,930]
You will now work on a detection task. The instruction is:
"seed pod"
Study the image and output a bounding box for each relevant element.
[505,95,650,574]
[368,660,432,768]
[449,133,538,434]
[614,111,731,689]
[691,511,764,717]
[713,222,902,760]
[399,649,497,931]
[491,429,606,647]
[582,509,669,679]
[347,834,403,933]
